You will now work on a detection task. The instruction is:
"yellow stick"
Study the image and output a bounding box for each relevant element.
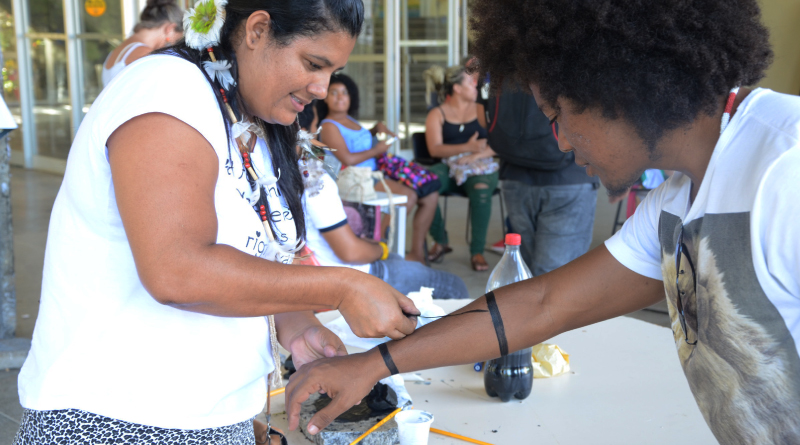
[268,387,285,397]
[430,427,494,445]
[349,407,403,445]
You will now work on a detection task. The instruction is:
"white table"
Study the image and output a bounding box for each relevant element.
[270,300,717,445]
[363,192,408,258]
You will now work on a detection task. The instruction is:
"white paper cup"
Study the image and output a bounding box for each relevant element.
[395,409,434,445]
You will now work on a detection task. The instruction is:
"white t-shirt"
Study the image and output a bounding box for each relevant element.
[606,88,800,444]
[303,173,371,274]
[18,55,297,429]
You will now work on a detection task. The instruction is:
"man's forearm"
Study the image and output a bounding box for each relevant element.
[363,246,666,378]
[363,278,555,381]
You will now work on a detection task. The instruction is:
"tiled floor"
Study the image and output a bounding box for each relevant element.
[0,166,668,444]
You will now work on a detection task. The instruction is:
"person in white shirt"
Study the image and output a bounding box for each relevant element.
[101,0,183,87]
[284,0,800,443]
[303,172,469,299]
[14,1,419,444]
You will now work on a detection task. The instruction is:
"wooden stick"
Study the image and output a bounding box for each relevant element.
[247,167,259,181]
[268,387,285,397]
[349,407,403,445]
[430,427,494,445]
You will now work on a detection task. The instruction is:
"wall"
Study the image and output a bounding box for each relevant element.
[759,0,800,95]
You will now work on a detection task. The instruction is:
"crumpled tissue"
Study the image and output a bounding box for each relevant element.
[324,287,442,408]
[531,343,570,378]
[323,287,443,350]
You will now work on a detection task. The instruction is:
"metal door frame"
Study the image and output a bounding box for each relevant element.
[384,0,466,152]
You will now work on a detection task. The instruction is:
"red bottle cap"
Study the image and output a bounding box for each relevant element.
[505,233,521,246]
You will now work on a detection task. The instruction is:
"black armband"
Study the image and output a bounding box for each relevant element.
[378,343,400,375]
[485,291,509,356]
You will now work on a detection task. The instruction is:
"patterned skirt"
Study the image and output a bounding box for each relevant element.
[14,408,256,444]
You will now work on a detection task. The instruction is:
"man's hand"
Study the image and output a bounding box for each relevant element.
[286,349,386,435]
[287,325,348,369]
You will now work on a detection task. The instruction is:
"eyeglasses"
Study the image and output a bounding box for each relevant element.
[674,226,697,346]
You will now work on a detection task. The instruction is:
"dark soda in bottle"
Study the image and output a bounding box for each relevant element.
[483,233,534,402]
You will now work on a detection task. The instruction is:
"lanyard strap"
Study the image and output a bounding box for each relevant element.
[720,86,740,134]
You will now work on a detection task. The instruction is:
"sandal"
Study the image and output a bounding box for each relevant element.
[471,253,489,272]
[426,243,453,263]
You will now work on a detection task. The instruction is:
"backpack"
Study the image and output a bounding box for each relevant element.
[485,84,573,171]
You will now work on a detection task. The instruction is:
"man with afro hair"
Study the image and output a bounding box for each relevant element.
[285,1,800,442]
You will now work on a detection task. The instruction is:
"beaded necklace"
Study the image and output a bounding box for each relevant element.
[208,46,293,443]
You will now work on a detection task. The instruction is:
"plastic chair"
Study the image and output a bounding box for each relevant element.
[611,181,661,235]
[412,132,505,244]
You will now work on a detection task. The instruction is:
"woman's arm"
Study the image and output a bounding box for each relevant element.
[321,224,383,264]
[320,122,390,166]
[424,109,485,158]
[107,113,418,340]
[369,121,396,138]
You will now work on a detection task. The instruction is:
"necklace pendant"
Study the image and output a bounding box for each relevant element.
[459,124,464,133]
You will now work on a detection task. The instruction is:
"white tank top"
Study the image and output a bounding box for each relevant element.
[101,42,148,87]
[18,55,297,429]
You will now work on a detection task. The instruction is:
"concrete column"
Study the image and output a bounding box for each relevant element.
[0,132,29,369]
[0,133,15,340]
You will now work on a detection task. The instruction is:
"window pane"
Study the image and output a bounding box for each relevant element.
[28,0,64,34]
[30,38,71,159]
[78,0,122,35]
[81,39,114,105]
[354,0,383,55]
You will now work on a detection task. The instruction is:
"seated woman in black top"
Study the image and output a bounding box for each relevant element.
[423,65,499,271]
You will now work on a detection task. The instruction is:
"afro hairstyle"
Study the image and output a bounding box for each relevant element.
[469,0,773,148]
[316,73,360,122]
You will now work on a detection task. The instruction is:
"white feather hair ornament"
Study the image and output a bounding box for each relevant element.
[202,60,235,89]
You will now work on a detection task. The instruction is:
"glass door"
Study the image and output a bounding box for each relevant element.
[10,0,123,170]
[72,0,124,116]
[20,0,71,164]
[0,0,22,159]
[338,0,464,153]
[389,0,465,153]
[338,0,385,123]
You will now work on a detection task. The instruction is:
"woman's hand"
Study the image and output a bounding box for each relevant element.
[286,325,348,369]
[466,131,487,154]
[371,121,397,138]
[337,270,419,340]
[286,349,386,435]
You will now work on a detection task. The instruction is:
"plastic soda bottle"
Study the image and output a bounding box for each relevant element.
[483,233,534,402]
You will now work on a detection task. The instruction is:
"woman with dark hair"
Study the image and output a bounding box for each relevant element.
[102,0,183,86]
[285,0,800,442]
[15,0,419,443]
[317,73,439,264]
[423,64,499,271]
